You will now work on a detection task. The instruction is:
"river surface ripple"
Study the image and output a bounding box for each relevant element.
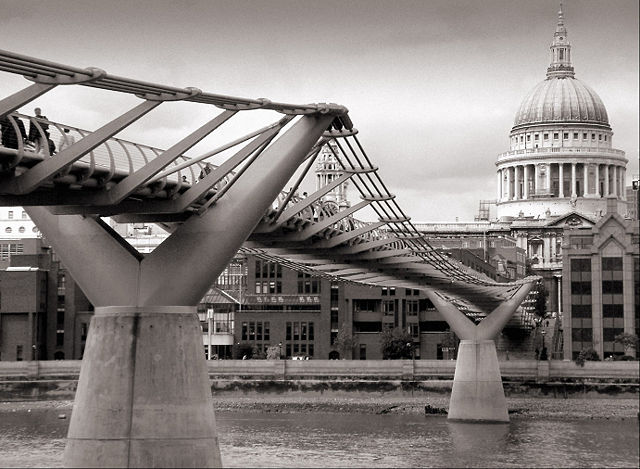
[0,407,638,468]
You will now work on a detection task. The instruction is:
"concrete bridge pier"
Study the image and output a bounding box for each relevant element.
[25,113,334,468]
[425,284,534,422]
[64,307,220,467]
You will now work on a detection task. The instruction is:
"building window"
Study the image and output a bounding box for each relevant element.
[19,226,25,233]
[534,134,539,141]
[359,344,367,360]
[543,133,549,140]
[16,345,23,361]
[5,227,11,233]
[297,272,320,294]
[598,134,602,141]
[604,135,607,141]
[602,257,624,357]
[573,132,578,139]
[8,210,13,219]
[583,132,587,139]
[553,132,559,140]
[592,133,595,140]
[563,132,569,139]
[406,300,419,316]
[571,258,592,356]
[527,134,531,141]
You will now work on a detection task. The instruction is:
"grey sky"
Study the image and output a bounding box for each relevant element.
[1,0,637,221]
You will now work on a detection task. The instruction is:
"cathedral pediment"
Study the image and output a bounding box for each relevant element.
[544,212,596,229]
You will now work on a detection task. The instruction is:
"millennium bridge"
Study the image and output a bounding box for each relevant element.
[0,49,537,467]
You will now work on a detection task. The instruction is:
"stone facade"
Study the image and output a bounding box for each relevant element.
[562,198,639,359]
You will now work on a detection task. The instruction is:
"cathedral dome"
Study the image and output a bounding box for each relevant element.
[513,76,609,129]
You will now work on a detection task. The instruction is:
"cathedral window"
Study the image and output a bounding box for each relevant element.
[534,134,539,141]
[543,133,549,140]
[553,133,559,140]
[527,135,530,142]
[520,136,523,142]
[583,133,587,139]
[591,133,595,140]
[604,135,607,141]
[598,134,602,141]
[563,132,569,139]
[573,132,578,139]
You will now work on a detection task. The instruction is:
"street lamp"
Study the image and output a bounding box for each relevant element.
[540,330,547,360]
[278,342,283,360]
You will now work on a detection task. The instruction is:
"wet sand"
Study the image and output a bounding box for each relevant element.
[1,395,638,420]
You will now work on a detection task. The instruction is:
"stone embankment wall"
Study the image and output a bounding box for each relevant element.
[0,360,637,401]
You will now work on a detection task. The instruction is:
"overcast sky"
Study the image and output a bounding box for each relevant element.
[1,0,638,221]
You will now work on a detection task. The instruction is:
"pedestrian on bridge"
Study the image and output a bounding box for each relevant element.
[28,107,49,154]
[58,128,76,152]
[0,115,26,150]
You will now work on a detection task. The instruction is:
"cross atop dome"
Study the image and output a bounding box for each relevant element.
[547,1,575,79]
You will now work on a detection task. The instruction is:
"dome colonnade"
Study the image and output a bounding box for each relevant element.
[496,4,628,219]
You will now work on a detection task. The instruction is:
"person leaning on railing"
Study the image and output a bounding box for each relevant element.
[0,114,27,149]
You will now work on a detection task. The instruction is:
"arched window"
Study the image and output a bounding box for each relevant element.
[19,226,25,233]
[5,227,11,233]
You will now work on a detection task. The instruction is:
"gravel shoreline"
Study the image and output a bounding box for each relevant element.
[1,396,638,420]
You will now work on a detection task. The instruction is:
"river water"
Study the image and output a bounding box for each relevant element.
[0,406,638,468]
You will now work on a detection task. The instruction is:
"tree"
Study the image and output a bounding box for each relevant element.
[266,345,281,360]
[441,329,459,359]
[332,322,358,359]
[575,348,600,367]
[380,327,413,359]
[251,345,266,359]
[614,332,639,357]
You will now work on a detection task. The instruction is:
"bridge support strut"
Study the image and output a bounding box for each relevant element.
[425,284,534,422]
[25,113,334,468]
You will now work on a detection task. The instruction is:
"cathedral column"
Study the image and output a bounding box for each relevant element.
[523,165,529,199]
[612,166,618,197]
[571,163,576,197]
[506,167,512,200]
[543,237,551,267]
[604,165,610,196]
[558,163,564,197]
[545,163,551,195]
[583,164,589,196]
[621,168,626,200]
[514,165,520,199]
[497,170,502,201]
[534,164,539,196]
[595,164,600,197]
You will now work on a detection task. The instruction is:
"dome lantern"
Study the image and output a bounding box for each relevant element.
[547,2,574,79]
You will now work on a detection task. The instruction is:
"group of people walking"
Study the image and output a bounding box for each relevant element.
[0,107,75,154]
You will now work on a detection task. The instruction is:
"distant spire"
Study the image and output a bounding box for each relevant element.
[547,1,574,78]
